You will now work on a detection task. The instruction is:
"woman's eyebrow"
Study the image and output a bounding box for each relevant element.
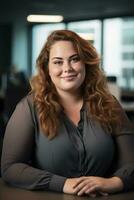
[69,54,79,59]
[51,54,79,60]
[51,57,63,60]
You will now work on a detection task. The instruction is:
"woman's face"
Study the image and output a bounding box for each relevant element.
[48,41,85,95]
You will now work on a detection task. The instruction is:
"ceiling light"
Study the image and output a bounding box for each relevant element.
[27,15,64,23]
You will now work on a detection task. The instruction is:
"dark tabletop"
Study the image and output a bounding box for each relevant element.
[0,178,134,200]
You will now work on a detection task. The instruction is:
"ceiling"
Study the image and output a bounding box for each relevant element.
[1,0,134,22]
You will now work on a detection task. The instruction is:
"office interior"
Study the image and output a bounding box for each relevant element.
[0,0,134,141]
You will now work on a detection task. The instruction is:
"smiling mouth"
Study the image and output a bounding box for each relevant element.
[61,75,77,79]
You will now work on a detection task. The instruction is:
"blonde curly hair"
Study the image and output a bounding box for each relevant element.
[30,29,120,139]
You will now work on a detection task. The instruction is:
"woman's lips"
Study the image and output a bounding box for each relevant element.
[61,75,77,80]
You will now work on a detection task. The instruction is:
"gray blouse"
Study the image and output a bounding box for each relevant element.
[1,93,134,192]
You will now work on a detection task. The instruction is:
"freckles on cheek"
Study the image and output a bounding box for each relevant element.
[49,70,61,79]
[53,68,62,76]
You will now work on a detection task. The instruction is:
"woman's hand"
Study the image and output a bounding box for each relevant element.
[63,178,82,194]
[73,176,124,196]
[63,178,78,194]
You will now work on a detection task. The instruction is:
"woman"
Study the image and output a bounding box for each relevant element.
[1,30,134,197]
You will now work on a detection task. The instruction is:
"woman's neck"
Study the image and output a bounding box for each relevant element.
[58,90,83,109]
[57,90,83,126]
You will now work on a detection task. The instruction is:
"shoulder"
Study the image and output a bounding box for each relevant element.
[11,92,35,120]
[5,93,34,128]
[17,92,34,109]
[18,92,38,126]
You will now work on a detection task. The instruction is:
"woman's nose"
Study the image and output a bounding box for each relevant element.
[63,61,73,72]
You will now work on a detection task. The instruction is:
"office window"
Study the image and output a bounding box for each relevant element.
[103,17,134,90]
[67,20,102,55]
[122,29,134,45]
[122,52,134,60]
[32,23,65,75]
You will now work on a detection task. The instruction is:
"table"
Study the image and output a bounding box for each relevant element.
[0,179,134,200]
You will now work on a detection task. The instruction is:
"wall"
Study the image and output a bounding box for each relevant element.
[0,2,29,75]
[0,24,12,72]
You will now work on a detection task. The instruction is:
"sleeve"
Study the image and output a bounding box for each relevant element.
[112,101,134,191]
[1,96,66,191]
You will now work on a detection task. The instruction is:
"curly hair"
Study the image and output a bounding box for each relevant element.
[30,29,120,139]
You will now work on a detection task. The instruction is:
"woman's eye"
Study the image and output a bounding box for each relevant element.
[53,61,62,65]
[71,57,80,63]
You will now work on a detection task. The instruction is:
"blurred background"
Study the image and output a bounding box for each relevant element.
[0,0,134,140]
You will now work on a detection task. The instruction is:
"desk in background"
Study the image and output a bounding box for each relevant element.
[120,90,134,118]
[121,102,134,113]
[0,179,134,200]
[121,102,134,131]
